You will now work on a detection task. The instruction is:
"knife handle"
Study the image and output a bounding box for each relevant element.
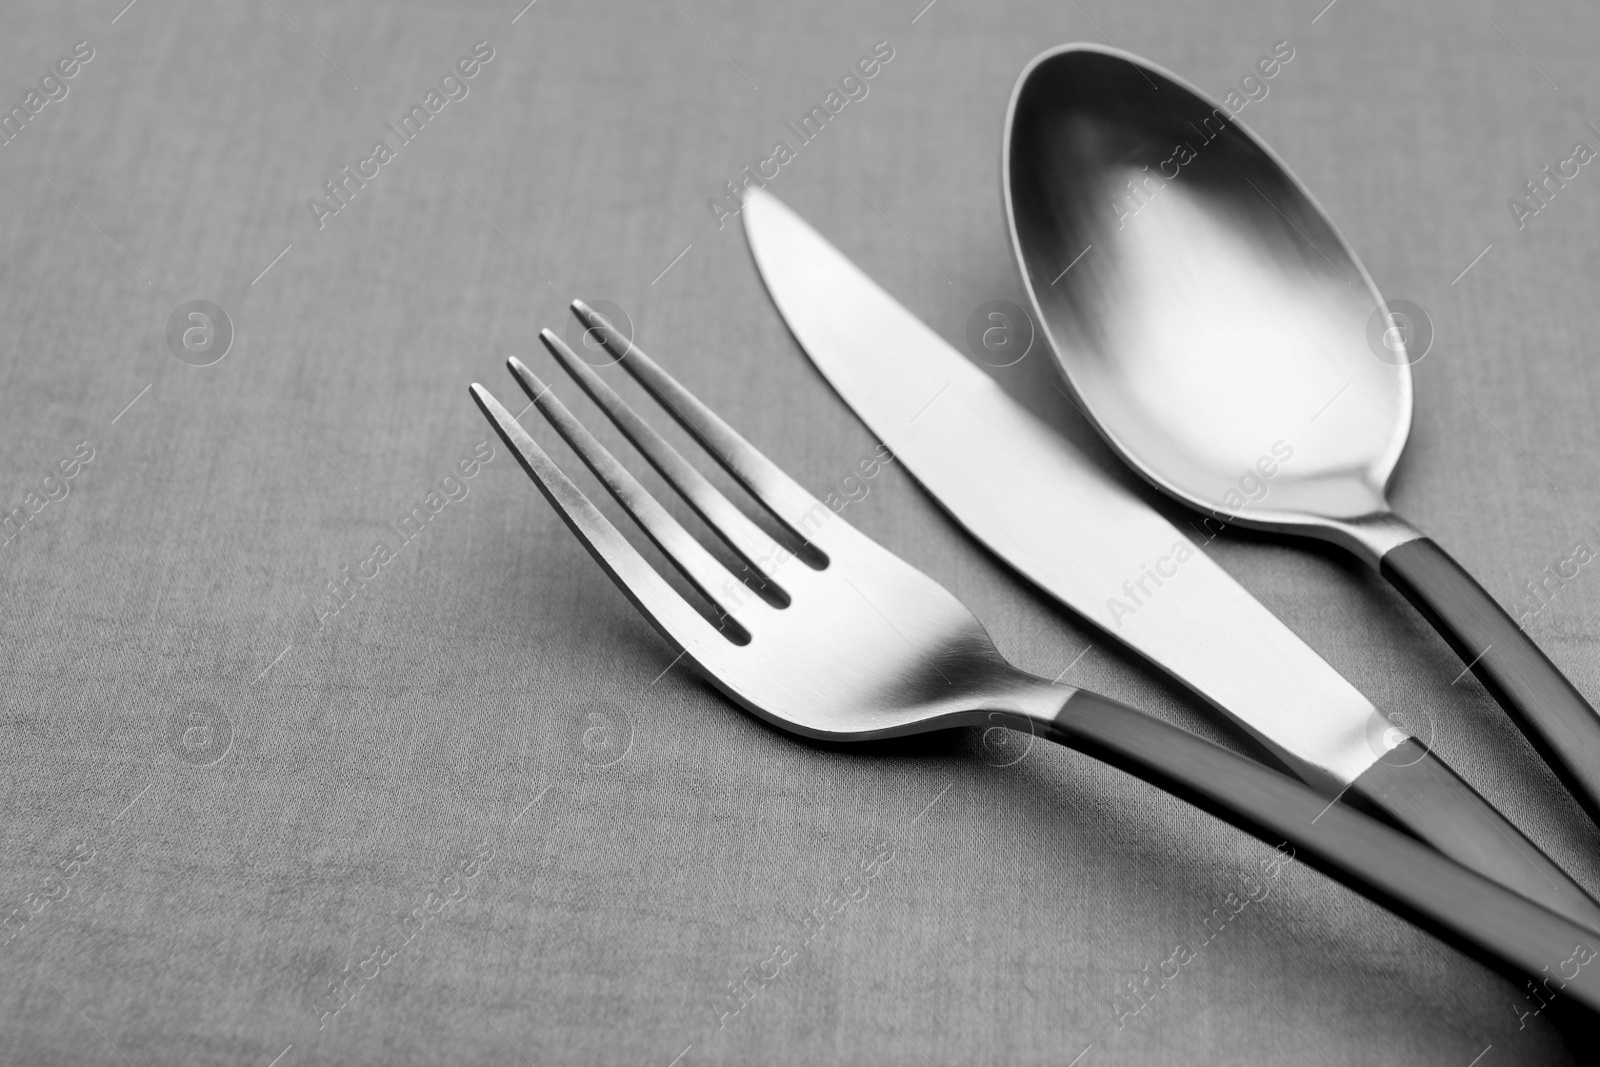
[1380,536,1600,828]
[1344,740,1600,935]
[1048,689,1600,1019]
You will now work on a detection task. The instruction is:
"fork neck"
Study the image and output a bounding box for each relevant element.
[939,669,1078,738]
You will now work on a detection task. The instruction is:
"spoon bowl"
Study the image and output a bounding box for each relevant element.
[1004,44,1412,555]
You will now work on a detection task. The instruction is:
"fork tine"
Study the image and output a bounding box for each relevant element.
[504,356,766,639]
[571,299,833,562]
[469,383,721,653]
[538,328,797,598]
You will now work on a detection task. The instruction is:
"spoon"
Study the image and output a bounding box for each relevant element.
[1002,43,1600,825]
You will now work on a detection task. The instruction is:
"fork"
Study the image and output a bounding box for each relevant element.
[470,300,1600,1017]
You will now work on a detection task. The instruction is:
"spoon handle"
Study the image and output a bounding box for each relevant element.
[1049,689,1600,1019]
[1380,535,1600,826]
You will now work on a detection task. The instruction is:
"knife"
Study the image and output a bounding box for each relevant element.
[742,187,1600,932]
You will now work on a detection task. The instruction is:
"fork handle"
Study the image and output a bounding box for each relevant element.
[1046,689,1600,1017]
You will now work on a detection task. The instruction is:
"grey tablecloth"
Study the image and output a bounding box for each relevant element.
[3,0,1599,1063]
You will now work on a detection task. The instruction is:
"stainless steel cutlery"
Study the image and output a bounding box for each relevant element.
[471,306,1600,1014]
[466,39,1600,1021]
[742,187,1600,931]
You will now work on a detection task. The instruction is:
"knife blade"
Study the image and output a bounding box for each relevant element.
[742,186,1600,931]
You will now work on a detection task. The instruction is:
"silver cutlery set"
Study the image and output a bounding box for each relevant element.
[472,47,1600,1017]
